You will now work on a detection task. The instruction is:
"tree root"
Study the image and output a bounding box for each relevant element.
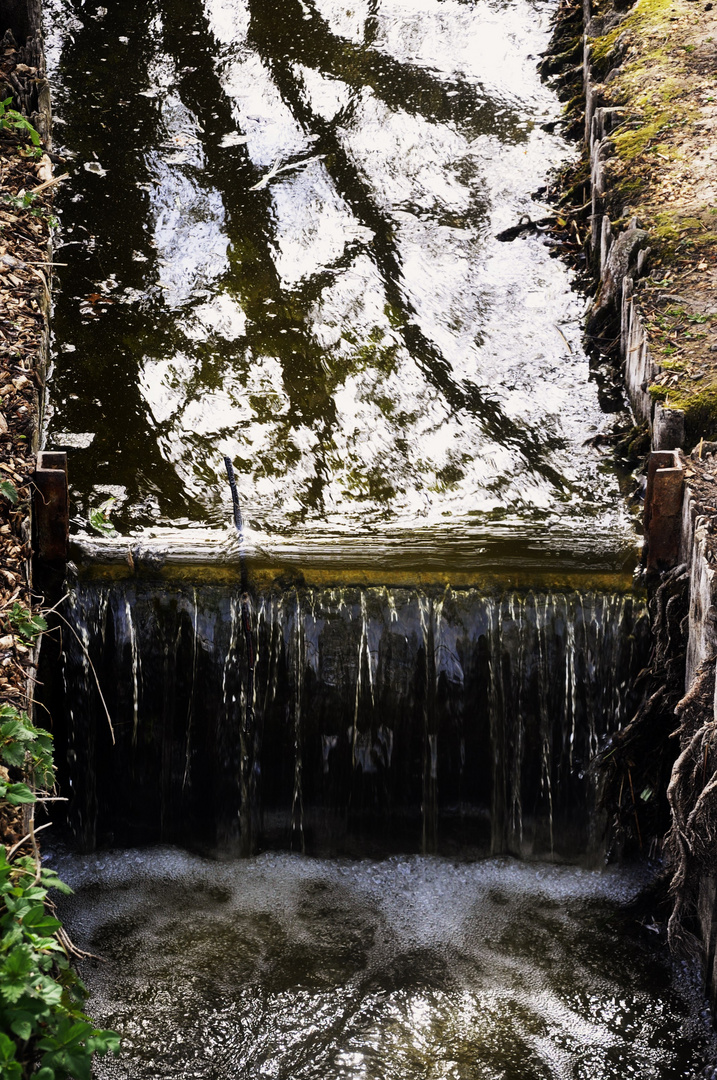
[665,659,717,957]
[596,563,689,860]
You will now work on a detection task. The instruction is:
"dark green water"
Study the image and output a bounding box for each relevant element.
[44,0,636,572]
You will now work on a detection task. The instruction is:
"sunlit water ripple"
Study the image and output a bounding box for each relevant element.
[50,848,716,1080]
[45,0,636,570]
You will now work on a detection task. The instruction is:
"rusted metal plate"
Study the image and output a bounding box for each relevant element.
[644,450,684,572]
[34,450,68,562]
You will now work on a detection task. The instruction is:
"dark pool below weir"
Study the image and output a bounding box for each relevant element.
[51,849,716,1080]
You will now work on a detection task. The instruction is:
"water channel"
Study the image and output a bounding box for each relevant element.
[43,0,635,569]
[39,0,717,1074]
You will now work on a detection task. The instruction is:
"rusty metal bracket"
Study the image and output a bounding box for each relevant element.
[33,450,68,563]
[644,449,684,572]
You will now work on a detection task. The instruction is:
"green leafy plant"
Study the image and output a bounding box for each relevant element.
[4,192,37,211]
[88,497,116,537]
[0,481,18,505]
[0,703,120,1077]
[7,604,47,645]
[0,98,41,149]
[1,190,56,223]
[0,704,54,804]
[0,851,120,1078]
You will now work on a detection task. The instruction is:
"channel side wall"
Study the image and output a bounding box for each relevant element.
[580,0,717,1005]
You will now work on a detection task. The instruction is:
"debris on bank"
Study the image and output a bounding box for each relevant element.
[0,25,54,844]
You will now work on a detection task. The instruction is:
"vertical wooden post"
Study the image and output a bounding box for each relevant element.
[33,450,68,563]
[644,450,684,572]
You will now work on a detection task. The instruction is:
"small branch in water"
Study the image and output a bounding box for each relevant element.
[224,456,250,597]
[223,455,244,537]
[495,214,556,242]
[627,766,643,852]
[554,324,573,354]
[249,154,325,192]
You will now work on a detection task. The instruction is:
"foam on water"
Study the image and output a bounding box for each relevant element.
[51,847,715,1079]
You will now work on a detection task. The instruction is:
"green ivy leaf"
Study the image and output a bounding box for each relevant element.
[0,1031,21,1078]
[0,480,18,504]
[39,869,73,896]
[89,496,117,536]
[22,904,62,935]
[0,945,33,1003]
[32,974,63,1009]
[0,741,26,769]
[89,1029,121,1056]
[10,1015,32,1040]
[8,603,47,644]
[3,782,36,806]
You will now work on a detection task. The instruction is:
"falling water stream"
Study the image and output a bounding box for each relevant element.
[61,583,649,860]
[37,0,717,1074]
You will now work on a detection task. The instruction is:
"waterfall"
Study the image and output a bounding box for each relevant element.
[56,583,649,860]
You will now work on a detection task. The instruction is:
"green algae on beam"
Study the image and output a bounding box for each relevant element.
[73,560,644,595]
[649,385,717,445]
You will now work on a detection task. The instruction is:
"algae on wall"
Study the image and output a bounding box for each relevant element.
[587,0,717,443]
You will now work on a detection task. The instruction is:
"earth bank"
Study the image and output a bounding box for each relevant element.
[0,0,55,844]
[546,0,717,1010]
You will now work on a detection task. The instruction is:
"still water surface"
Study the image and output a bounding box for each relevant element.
[44,0,635,570]
[52,848,715,1079]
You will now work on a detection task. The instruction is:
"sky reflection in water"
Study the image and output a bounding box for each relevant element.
[45,0,635,567]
